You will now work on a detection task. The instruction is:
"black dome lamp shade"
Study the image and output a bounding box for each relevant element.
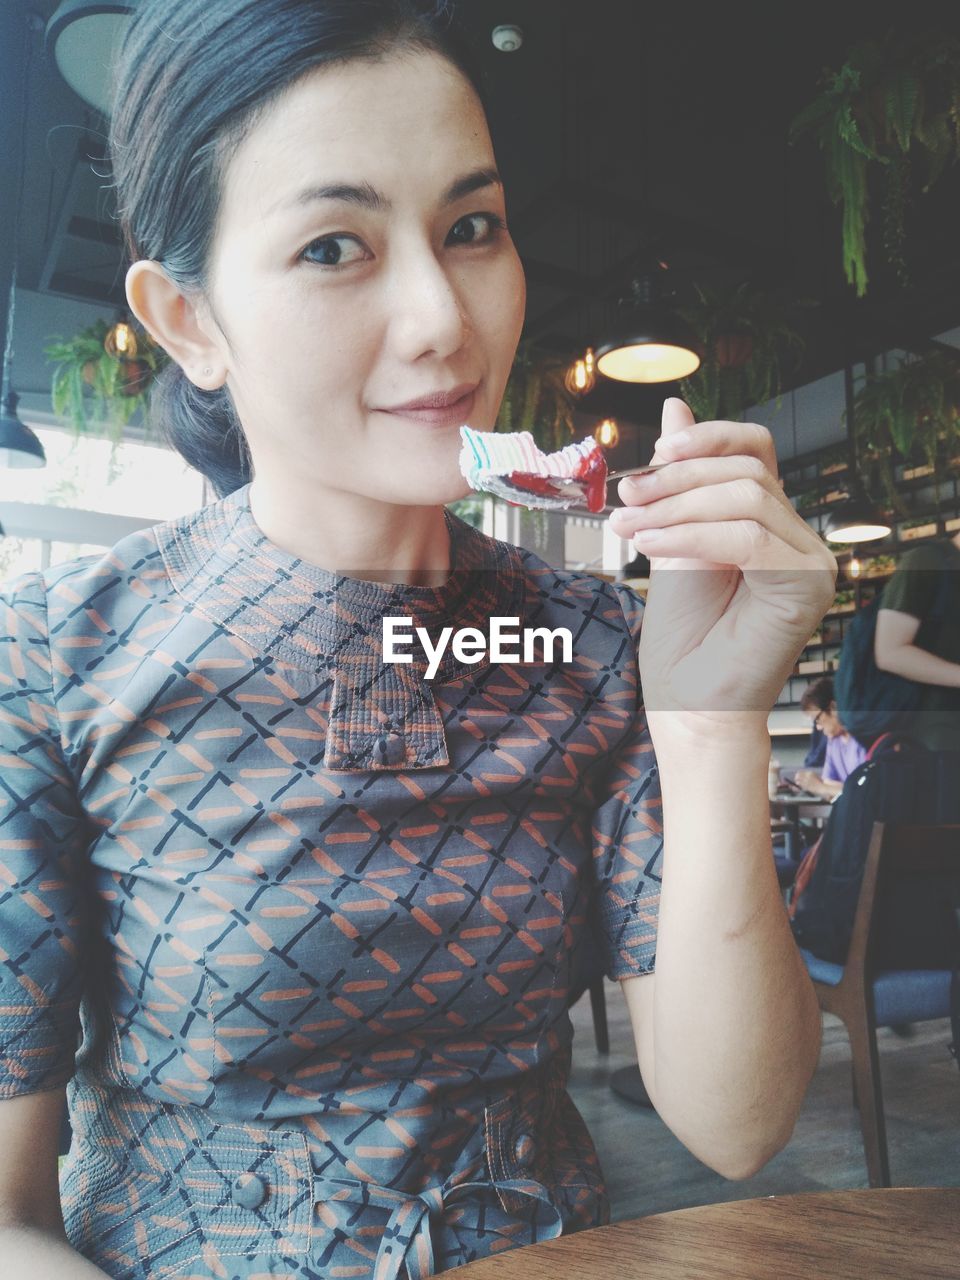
[45,1,133,117]
[0,390,46,469]
[595,275,702,384]
[822,367,891,545]
[823,494,892,544]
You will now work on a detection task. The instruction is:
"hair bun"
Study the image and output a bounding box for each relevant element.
[150,363,251,499]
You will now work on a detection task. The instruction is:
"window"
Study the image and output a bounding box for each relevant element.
[0,423,207,586]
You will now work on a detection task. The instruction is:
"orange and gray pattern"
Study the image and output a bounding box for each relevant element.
[0,487,662,1278]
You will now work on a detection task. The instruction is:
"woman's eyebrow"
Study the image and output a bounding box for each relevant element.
[269,166,502,216]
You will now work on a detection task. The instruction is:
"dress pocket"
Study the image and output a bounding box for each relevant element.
[68,1154,200,1280]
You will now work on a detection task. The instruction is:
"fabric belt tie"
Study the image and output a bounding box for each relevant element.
[319,1174,564,1280]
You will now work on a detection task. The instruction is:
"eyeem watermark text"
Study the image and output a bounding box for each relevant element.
[383,616,573,679]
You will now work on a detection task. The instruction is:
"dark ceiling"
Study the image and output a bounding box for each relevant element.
[11,0,960,438]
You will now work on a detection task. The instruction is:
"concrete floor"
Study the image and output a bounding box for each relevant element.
[566,981,960,1221]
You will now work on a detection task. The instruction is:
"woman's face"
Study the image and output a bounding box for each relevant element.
[199,49,525,506]
[809,701,844,738]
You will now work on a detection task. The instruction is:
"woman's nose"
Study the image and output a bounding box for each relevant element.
[387,247,472,358]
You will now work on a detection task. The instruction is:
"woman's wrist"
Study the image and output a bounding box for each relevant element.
[646,710,771,768]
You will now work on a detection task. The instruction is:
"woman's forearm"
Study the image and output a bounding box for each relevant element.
[876,640,960,687]
[643,718,821,1179]
[0,1226,112,1278]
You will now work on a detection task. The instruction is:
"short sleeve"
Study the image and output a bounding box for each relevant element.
[881,543,944,621]
[0,571,91,1096]
[590,583,662,981]
[821,738,841,783]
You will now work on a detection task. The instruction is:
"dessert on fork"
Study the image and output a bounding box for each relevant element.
[458,425,609,512]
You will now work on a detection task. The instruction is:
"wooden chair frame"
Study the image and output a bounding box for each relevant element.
[809,822,960,1187]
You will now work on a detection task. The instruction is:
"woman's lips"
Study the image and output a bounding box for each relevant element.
[378,389,476,426]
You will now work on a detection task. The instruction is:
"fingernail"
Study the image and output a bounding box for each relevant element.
[620,472,656,494]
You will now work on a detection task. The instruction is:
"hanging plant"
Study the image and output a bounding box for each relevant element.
[789,29,960,296]
[676,280,805,422]
[44,317,170,447]
[851,350,960,514]
[496,337,579,453]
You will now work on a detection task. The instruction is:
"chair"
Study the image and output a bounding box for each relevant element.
[799,822,960,1187]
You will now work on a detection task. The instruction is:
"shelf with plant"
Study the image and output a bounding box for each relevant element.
[675,280,805,422]
[851,349,960,515]
[44,317,170,448]
[789,28,960,295]
[898,514,940,541]
[855,552,897,577]
[830,588,858,614]
[819,442,850,476]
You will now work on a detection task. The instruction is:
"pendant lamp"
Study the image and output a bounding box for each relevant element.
[823,497,892,544]
[823,366,891,545]
[45,1,133,117]
[595,275,702,384]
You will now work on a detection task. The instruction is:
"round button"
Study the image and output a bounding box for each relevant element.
[373,732,405,765]
[513,1132,536,1168]
[231,1172,268,1210]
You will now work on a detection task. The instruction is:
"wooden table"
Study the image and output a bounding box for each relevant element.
[457,1189,960,1280]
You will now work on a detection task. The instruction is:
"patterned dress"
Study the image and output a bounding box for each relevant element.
[0,484,662,1279]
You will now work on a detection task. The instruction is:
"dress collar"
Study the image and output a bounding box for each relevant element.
[157,483,527,771]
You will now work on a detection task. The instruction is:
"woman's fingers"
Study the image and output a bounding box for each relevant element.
[651,416,780,479]
[618,517,833,579]
[612,456,830,558]
[610,476,811,556]
[618,455,803,521]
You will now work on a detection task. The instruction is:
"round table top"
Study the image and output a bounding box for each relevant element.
[456,1189,960,1280]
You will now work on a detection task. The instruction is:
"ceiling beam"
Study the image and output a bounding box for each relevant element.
[67,215,121,248]
[46,272,125,308]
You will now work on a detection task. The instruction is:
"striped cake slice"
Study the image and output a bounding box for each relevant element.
[458,426,608,512]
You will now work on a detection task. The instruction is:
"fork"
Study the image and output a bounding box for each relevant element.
[547,460,673,503]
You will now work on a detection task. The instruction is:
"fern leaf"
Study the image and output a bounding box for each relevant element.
[885,70,921,151]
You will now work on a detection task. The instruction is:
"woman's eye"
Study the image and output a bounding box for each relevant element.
[448,212,507,245]
[300,235,367,268]
[299,213,506,268]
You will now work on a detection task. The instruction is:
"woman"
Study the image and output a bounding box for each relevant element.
[0,2,837,1276]
[797,677,868,799]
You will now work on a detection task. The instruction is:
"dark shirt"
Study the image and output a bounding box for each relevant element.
[880,538,960,751]
[803,726,827,769]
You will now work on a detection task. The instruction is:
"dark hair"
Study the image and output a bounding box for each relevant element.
[800,676,835,715]
[108,0,488,499]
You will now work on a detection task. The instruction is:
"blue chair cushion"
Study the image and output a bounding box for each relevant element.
[873,970,952,1026]
[799,948,843,986]
[800,949,953,1026]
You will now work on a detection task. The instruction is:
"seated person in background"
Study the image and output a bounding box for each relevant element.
[803,721,827,770]
[795,676,867,799]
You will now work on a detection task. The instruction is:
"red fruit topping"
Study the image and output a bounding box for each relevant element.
[572,449,609,513]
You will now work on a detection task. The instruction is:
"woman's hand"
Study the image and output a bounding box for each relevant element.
[794,768,820,790]
[609,398,837,741]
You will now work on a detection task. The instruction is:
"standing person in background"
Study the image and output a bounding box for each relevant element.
[796,677,867,799]
[875,534,960,758]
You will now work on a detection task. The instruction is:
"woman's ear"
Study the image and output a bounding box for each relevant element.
[125,260,226,390]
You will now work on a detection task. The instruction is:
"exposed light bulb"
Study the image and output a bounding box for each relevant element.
[595,418,619,448]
